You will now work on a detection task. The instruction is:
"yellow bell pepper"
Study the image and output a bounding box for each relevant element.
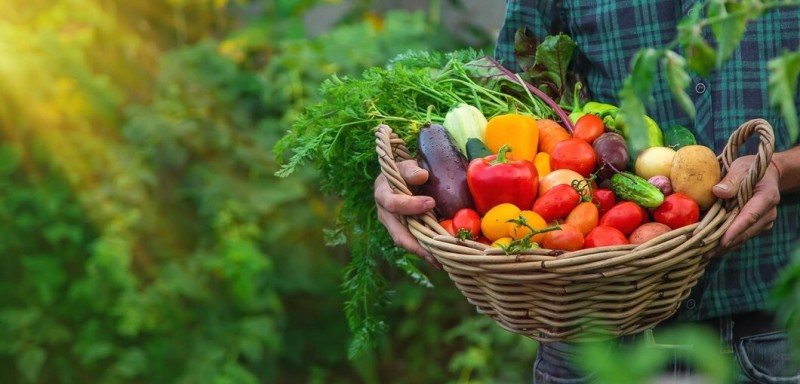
[484,113,538,163]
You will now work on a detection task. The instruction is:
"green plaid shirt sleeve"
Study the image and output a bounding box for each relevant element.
[496,0,800,320]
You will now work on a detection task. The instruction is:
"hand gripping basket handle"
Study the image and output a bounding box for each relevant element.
[374,124,448,240]
[719,118,776,212]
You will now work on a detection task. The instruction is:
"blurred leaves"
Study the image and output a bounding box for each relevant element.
[770,242,800,366]
[0,0,537,383]
[620,0,800,157]
[577,326,734,384]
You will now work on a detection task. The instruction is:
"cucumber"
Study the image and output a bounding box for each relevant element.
[465,137,493,161]
[663,125,697,150]
[610,172,664,208]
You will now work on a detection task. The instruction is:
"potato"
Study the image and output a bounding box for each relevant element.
[628,222,673,244]
[670,145,721,210]
[634,146,676,180]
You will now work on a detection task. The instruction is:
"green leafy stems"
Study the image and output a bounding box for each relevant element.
[619,0,800,157]
[502,217,561,254]
[364,58,550,131]
[468,55,575,133]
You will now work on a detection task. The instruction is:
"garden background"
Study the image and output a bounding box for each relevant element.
[0,1,545,383]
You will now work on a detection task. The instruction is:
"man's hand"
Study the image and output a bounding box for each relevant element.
[374,160,442,269]
[711,155,781,252]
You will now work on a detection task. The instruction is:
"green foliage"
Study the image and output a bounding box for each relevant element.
[577,326,734,384]
[770,242,800,366]
[0,1,544,383]
[619,48,660,157]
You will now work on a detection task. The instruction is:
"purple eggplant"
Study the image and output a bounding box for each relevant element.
[416,123,475,219]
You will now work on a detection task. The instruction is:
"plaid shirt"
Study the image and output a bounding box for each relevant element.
[495,0,800,320]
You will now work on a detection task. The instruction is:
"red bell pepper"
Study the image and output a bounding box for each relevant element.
[467,145,539,215]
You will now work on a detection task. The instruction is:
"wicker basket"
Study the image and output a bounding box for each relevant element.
[375,118,775,342]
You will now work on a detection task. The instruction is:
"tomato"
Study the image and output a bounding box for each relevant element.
[452,208,481,239]
[565,201,599,236]
[507,210,548,243]
[653,192,700,229]
[598,201,646,236]
[592,188,616,217]
[439,219,457,236]
[573,114,605,144]
[550,138,597,177]
[475,236,492,245]
[532,184,582,222]
[639,205,651,225]
[492,236,513,248]
[481,203,521,242]
[584,226,629,248]
[542,223,584,251]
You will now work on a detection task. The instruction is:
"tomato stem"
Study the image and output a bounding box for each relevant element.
[571,174,597,202]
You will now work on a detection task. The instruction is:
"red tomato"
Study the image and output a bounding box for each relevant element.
[573,114,605,144]
[640,205,651,225]
[532,183,582,222]
[584,226,630,248]
[565,201,599,236]
[598,201,646,236]
[439,219,457,236]
[654,193,700,229]
[550,138,597,177]
[542,223,584,251]
[452,208,481,239]
[475,236,492,245]
[592,188,616,216]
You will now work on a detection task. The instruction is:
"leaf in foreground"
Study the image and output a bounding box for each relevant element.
[767,50,800,143]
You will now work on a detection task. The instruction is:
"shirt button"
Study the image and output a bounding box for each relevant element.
[695,82,706,94]
[685,299,696,309]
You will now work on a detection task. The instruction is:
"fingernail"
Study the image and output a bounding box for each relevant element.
[423,199,435,210]
[715,183,730,192]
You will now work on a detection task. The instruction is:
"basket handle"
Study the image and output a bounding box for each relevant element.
[718,118,775,210]
[375,124,446,234]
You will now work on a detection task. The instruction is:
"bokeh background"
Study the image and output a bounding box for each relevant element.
[0,1,543,383]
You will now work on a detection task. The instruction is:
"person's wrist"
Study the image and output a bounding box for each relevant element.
[770,157,782,179]
[771,149,800,194]
[770,152,785,191]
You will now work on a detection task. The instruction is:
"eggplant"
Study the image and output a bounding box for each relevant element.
[416,123,475,219]
[593,132,629,180]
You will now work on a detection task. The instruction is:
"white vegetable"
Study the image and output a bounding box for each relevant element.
[443,103,487,155]
[634,146,676,180]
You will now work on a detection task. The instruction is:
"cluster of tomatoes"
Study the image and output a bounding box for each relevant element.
[437,114,702,253]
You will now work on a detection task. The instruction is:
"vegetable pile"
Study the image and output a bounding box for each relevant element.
[429,103,722,253]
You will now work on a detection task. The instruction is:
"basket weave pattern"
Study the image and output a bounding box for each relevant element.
[375,119,775,342]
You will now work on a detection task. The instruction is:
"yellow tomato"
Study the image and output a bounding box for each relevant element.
[491,236,513,249]
[507,210,548,244]
[481,203,521,242]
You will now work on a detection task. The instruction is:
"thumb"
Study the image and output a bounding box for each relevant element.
[713,171,742,199]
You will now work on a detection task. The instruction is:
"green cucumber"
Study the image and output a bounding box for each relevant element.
[465,137,493,161]
[663,125,697,150]
[610,172,664,208]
